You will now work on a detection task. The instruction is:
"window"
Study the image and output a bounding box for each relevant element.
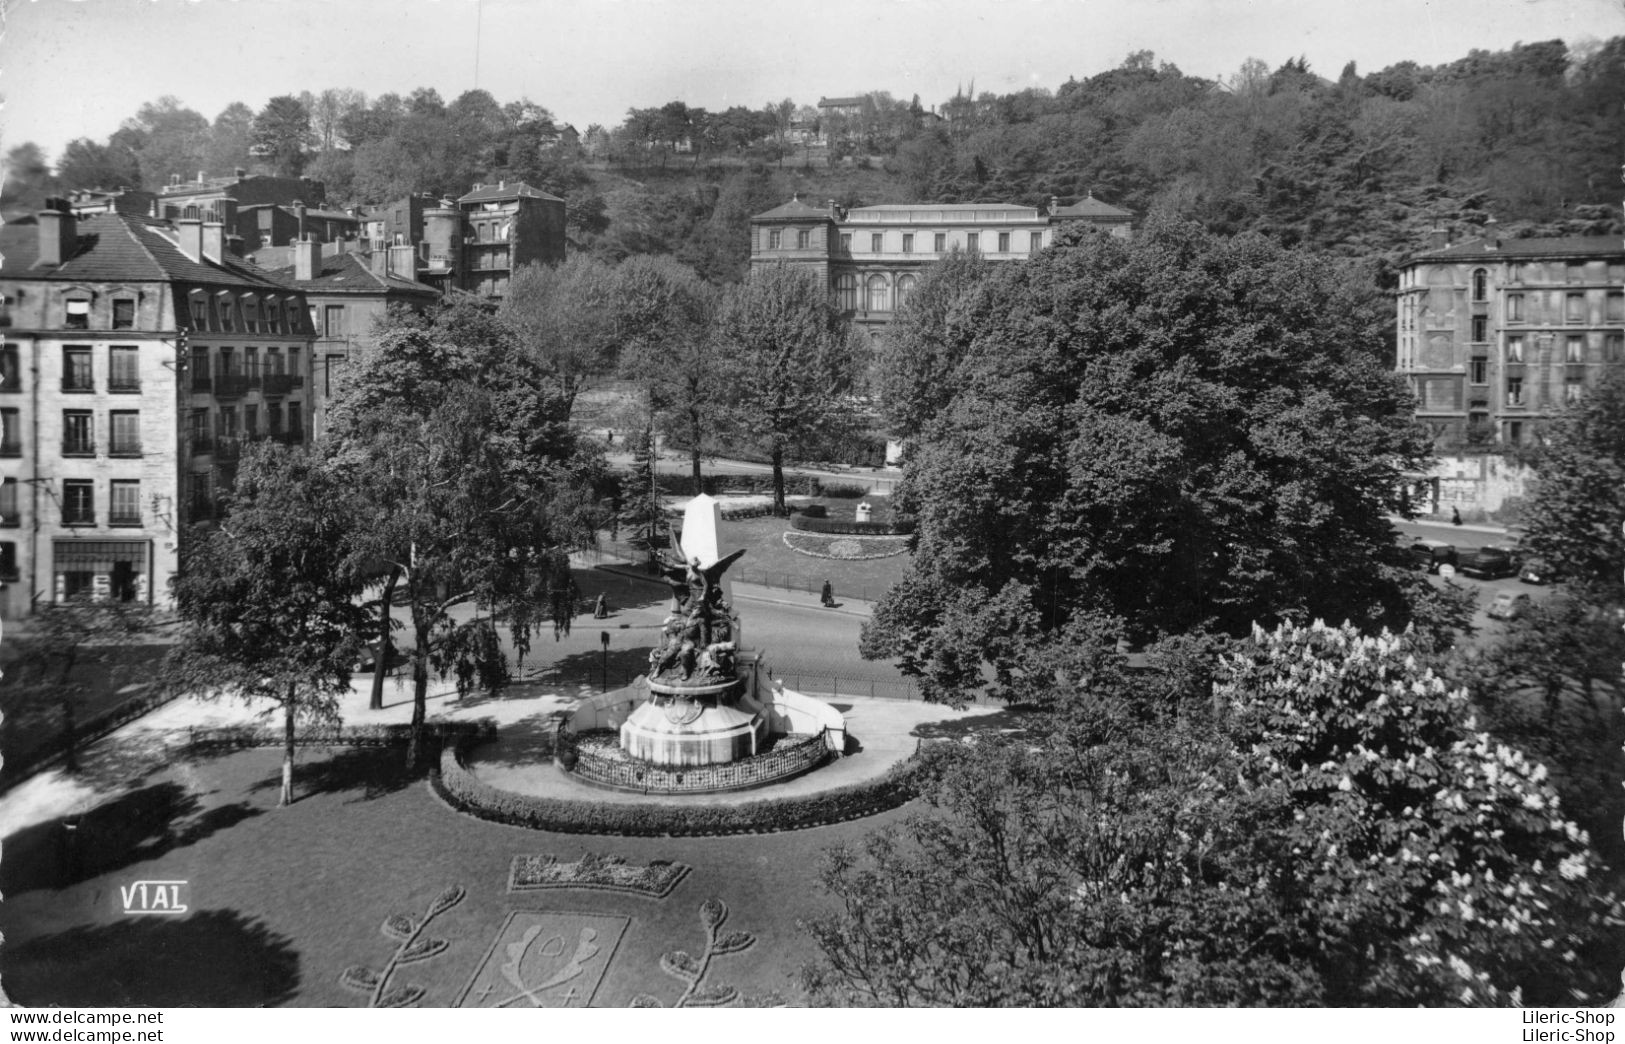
[109,411,140,456]
[1508,263,1524,284]
[1506,377,1524,406]
[1609,293,1625,323]
[835,274,858,311]
[997,232,1010,252]
[0,478,17,526]
[797,229,809,249]
[1566,293,1585,324]
[1470,358,1487,384]
[324,305,345,337]
[261,297,280,334]
[1565,379,1584,404]
[308,306,319,333]
[1567,335,1584,363]
[112,299,135,330]
[244,405,259,436]
[218,347,236,376]
[268,402,284,434]
[109,481,140,526]
[840,234,851,252]
[53,540,146,602]
[287,302,301,331]
[1607,334,1623,363]
[1030,232,1043,253]
[62,481,94,525]
[218,297,234,331]
[63,347,92,391]
[217,406,238,437]
[1,408,20,455]
[1507,336,1524,362]
[64,299,90,330]
[287,401,301,438]
[1506,420,1523,445]
[934,233,946,252]
[966,233,979,253]
[242,298,259,334]
[0,542,14,581]
[325,354,344,397]
[865,275,890,312]
[268,348,284,375]
[0,344,18,392]
[768,230,781,249]
[902,233,913,255]
[870,233,882,253]
[1471,269,1488,302]
[1567,261,1585,284]
[244,346,259,381]
[62,411,93,455]
[1506,293,1524,322]
[1470,315,1488,342]
[109,346,139,391]
[288,346,302,383]
[895,275,917,310]
[189,296,209,329]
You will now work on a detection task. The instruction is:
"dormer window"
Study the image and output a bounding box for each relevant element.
[218,296,235,332]
[242,297,259,333]
[189,293,210,330]
[286,302,300,331]
[112,299,135,330]
[64,299,90,330]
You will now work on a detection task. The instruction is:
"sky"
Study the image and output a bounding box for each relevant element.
[3,0,1624,168]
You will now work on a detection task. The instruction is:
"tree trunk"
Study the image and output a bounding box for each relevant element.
[370,566,401,711]
[771,443,786,514]
[280,686,295,807]
[61,697,77,774]
[407,632,430,769]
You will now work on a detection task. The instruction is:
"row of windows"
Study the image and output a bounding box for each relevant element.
[766,228,1046,255]
[62,298,139,331]
[1411,261,1608,294]
[21,478,148,526]
[1504,376,1585,407]
[834,274,919,313]
[185,292,305,336]
[0,344,142,393]
[0,407,144,458]
[188,403,302,443]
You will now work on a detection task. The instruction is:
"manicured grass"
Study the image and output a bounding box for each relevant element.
[1,745,916,1007]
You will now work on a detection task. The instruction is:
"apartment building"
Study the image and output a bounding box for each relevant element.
[0,201,316,617]
[1396,232,1625,450]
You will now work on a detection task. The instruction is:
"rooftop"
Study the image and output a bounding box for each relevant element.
[1052,194,1133,220]
[0,211,295,291]
[1411,235,1625,262]
[750,196,834,223]
[842,203,1045,225]
[457,181,564,205]
[262,251,438,298]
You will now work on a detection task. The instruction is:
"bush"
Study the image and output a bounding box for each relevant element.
[800,504,829,519]
[187,720,496,751]
[434,735,922,835]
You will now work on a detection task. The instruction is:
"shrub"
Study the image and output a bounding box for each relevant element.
[800,504,829,519]
[434,736,922,835]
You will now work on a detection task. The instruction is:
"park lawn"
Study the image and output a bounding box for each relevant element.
[0,744,914,1007]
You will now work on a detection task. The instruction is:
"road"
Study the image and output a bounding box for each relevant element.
[1390,517,1545,642]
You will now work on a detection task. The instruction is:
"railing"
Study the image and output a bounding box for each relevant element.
[60,378,95,393]
[262,373,296,397]
[213,374,251,398]
[61,440,95,457]
[108,377,141,393]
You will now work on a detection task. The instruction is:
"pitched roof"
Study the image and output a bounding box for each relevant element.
[1412,235,1625,262]
[1052,194,1133,219]
[0,212,291,290]
[457,181,563,204]
[750,196,834,223]
[262,251,438,298]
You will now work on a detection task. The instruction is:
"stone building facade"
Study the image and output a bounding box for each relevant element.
[0,202,316,618]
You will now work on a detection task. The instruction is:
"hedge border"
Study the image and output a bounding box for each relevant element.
[185,721,497,752]
[432,734,922,836]
[788,514,915,536]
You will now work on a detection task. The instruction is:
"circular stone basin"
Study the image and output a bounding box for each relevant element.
[566,729,832,794]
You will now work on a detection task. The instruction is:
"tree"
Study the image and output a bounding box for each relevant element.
[501,258,621,418]
[1518,369,1625,589]
[205,102,256,177]
[5,599,153,773]
[613,255,722,493]
[123,96,209,190]
[873,247,994,440]
[55,138,141,191]
[164,444,368,805]
[716,264,862,512]
[861,218,1432,700]
[1,143,55,216]
[806,622,1623,1006]
[329,300,596,765]
[252,95,313,176]
[617,424,668,566]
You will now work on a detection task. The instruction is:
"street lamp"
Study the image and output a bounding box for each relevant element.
[600,630,611,692]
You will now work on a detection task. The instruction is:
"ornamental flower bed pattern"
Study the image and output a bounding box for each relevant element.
[782,531,909,561]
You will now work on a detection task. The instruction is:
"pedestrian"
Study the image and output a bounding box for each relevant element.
[821,579,834,607]
[1451,506,1462,526]
[594,593,609,619]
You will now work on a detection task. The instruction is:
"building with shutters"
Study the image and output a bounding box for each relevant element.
[0,200,317,617]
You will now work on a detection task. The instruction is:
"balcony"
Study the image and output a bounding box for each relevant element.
[191,375,213,393]
[262,374,296,397]
[213,375,252,398]
[190,435,213,457]
[61,377,95,394]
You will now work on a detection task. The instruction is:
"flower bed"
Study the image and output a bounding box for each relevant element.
[433,734,922,836]
[782,531,910,561]
[789,514,914,536]
[187,720,497,751]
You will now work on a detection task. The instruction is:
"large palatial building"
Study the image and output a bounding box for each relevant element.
[749,194,1133,341]
[1396,231,1625,450]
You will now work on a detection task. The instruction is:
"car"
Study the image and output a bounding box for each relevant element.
[1408,540,1458,574]
[1456,544,1521,580]
[1487,591,1532,621]
[1519,557,1559,585]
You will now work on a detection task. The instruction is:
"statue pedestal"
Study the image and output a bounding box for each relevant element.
[619,677,768,767]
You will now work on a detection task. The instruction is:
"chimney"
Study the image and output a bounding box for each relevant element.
[295,202,307,241]
[202,218,225,261]
[389,244,415,279]
[1427,227,1449,250]
[368,248,389,279]
[234,167,246,178]
[176,217,204,262]
[36,198,77,266]
[1048,195,1060,216]
[226,234,245,258]
[294,237,321,282]
[216,197,239,230]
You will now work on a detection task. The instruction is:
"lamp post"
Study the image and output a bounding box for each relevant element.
[600,630,611,692]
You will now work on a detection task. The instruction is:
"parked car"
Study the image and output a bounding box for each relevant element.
[1408,540,1458,574]
[1519,557,1559,585]
[1487,591,1532,620]
[1456,544,1521,580]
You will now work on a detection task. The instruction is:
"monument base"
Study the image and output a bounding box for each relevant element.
[619,692,767,767]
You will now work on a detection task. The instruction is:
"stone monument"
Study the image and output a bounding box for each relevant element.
[618,495,769,766]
